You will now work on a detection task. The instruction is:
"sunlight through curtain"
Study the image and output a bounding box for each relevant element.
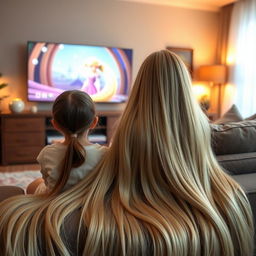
[227,0,256,118]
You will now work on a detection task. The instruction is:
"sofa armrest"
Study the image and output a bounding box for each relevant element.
[217,152,256,175]
[232,173,256,193]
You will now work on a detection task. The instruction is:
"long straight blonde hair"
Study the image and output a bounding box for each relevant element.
[0,50,253,256]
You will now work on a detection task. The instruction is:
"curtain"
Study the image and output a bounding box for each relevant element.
[216,4,234,64]
[227,0,256,118]
[216,4,233,115]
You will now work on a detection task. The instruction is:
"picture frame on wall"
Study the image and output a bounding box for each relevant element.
[166,47,193,76]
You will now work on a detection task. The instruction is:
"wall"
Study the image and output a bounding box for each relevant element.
[0,0,219,112]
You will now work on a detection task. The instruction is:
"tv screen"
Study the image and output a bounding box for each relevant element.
[27,41,133,103]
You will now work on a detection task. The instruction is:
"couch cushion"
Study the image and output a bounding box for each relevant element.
[211,120,256,155]
[232,173,256,193]
[217,152,256,175]
[245,113,256,120]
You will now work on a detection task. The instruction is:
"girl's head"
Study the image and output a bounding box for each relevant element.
[51,90,97,195]
[52,90,96,137]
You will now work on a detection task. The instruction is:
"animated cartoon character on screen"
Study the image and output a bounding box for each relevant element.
[81,60,105,95]
[81,58,118,102]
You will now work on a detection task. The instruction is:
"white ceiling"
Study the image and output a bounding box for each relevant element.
[120,0,237,11]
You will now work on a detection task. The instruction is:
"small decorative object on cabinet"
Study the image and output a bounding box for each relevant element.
[9,98,25,113]
[31,105,38,113]
[0,110,121,165]
[199,95,210,112]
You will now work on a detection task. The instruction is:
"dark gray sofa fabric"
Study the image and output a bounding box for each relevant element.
[217,152,256,175]
[232,173,256,194]
[211,120,256,155]
[248,192,256,256]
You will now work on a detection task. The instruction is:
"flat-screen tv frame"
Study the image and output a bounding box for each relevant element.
[27,41,133,103]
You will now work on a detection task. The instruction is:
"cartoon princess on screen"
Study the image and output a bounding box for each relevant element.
[81,60,105,95]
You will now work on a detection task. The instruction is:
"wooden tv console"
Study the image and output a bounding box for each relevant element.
[0,111,121,165]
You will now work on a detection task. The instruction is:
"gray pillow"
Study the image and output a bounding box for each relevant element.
[211,120,256,155]
[245,113,256,120]
[214,104,243,124]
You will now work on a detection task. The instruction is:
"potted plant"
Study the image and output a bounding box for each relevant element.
[0,73,9,111]
[199,94,210,113]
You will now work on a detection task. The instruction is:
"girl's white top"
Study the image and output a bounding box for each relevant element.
[36,143,108,193]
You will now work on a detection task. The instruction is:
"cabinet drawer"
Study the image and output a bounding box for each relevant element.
[3,118,44,132]
[4,146,42,164]
[4,132,45,146]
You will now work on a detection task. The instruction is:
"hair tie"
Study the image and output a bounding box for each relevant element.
[70,134,77,138]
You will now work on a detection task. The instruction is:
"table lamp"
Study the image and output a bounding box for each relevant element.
[198,65,227,117]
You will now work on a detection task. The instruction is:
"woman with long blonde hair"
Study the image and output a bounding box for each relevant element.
[0,50,254,255]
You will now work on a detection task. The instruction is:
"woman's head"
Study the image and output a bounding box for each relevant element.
[127,50,205,129]
[52,90,96,137]
[104,50,253,255]
[113,50,211,191]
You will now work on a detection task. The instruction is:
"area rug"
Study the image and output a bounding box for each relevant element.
[0,171,41,190]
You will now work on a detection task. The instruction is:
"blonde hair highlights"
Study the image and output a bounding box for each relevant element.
[0,50,253,256]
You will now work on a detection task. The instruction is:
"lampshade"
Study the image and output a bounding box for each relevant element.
[198,65,227,83]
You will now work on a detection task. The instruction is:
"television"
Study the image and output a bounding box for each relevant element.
[27,41,133,103]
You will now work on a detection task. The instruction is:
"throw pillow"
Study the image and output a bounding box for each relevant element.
[214,104,243,124]
[245,113,256,120]
[211,120,256,155]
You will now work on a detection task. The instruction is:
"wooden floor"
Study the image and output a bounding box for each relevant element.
[0,164,40,172]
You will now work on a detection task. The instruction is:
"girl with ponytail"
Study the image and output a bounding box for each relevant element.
[27,90,108,195]
[0,51,253,255]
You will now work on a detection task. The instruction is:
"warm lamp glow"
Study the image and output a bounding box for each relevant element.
[222,83,236,112]
[226,47,235,65]
[192,83,210,100]
[198,64,227,117]
[225,83,235,94]
[12,98,22,101]
[198,65,227,84]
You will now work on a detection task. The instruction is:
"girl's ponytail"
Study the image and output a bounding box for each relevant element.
[50,136,86,195]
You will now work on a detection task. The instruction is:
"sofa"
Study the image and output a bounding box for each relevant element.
[220,157,256,256]
[211,105,256,255]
